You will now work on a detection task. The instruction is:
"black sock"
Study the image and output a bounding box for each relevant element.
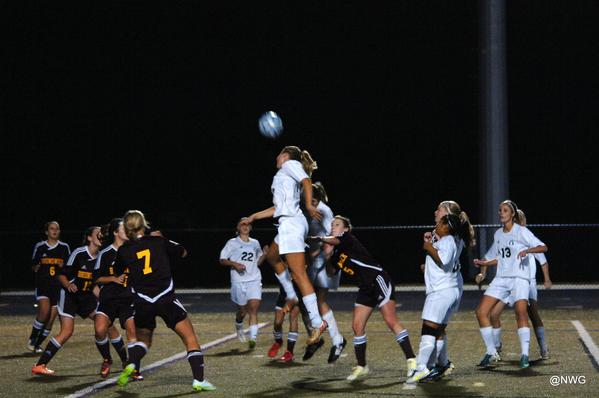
[273,330,283,345]
[287,332,298,354]
[34,329,51,348]
[29,319,44,344]
[395,330,415,359]
[187,350,205,381]
[127,342,148,368]
[354,335,367,367]
[111,337,128,363]
[96,338,112,361]
[235,314,244,323]
[37,338,61,366]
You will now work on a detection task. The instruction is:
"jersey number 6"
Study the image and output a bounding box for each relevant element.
[136,249,153,275]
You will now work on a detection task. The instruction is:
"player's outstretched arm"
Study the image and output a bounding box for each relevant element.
[244,207,276,224]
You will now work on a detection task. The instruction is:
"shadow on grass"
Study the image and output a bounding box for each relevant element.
[207,348,254,357]
[25,375,74,384]
[0,352,39,360]
[262,360,310,368]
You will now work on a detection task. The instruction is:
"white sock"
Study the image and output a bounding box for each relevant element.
[416,335,436,371]
[480,326,497,355]
[426,345,437,369]
[249,324,258,341]
[518,327,530,356]
[323,310,343,346]
[535,326,547,350]
[275,270,297,301]
[302,293,323,328]
[436,336,448,367]
[492,327,502,348]
[287,332,298,343]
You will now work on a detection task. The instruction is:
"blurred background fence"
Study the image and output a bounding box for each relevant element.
[1,224,598,290]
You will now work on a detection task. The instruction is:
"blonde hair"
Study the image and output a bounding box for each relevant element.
[123,210,150,240]
[516,209,527,226]
[500,200,522,224]
[282,146,318,177]
[439,200,476,247]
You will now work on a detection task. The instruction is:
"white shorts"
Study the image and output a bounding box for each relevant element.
[485,277,530,304]
[506,280,537,306]
[231,280,262,306]
[274,214,308,255]
[308,253,341,290]
[421,287,461,324]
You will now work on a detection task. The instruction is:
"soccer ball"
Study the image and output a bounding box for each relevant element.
[258,111,283,139]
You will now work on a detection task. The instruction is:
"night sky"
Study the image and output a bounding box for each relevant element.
[3,1,599,287]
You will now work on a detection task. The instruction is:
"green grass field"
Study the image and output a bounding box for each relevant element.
[1,309,598,397]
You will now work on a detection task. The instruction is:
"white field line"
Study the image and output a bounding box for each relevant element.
[3,283,598,296]
[571,320,599,367]
[65,322,269,398]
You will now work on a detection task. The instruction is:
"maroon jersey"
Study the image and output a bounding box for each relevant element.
[330,232,386,287]
[31,240,71,284]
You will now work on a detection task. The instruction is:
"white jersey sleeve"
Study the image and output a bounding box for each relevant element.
[484,240,497,260]
[219,239,235,261]
[533,252,547,265]
[520,227,545,248]
[283,160,309,183]
[424,235,460,294]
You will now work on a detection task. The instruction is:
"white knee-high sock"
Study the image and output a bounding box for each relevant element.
[323,310,343,345]
[249,324,258,341]
[518,327,530,356]
[492,327,502,348]
[480,326,497,355]
[302,293,323,328]
[417,335,436,371]
[436,336,449,367]
[275,270,297,301]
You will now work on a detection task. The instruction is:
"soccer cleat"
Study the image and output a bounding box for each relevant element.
[406,367,431,384]
[268,342,282,358]
[236,328,246,343]
[328,338,347,363]
[306,321,328,345]
[279,350,294,363]
[26,342,36,352]
[347,365,369,381]
[540,348,550,360]
[519,354,530,369]
[192,379,216,391]
[131,370,144,381]
[117,363,135,387]
[248,339,256,350]
[406,358,417,378]
[35,346,43,354]
[423,361,454,382]
[302,338,324,361]
[496,343,502,355]
[100,359,112,378]
[32,364,55,376]
[477,352,500,367]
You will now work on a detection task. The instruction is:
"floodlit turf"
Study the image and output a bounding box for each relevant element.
[1,310,598,397]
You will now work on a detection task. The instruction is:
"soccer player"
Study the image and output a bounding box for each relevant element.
[94,218,139,379]
[242,146,327,345]
[268,283,306,362]
[115,210,215,391]
[476,209,552,360]
[315,215,416,381]
[28,221,70,353]
[474,200,548,369]
[32,226,103,375]
[305,182,346,363]
[407,212,473,384]
[219,218,267,349]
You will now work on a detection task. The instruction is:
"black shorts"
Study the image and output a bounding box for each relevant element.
[133,294,187,330]
[35,281,61,306]
[58,289,98,319]
[97,298,135,329]
[355,272,396,308]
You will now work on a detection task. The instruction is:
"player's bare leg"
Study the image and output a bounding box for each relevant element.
[28,298,53,352]
[317,287,346,363]
[118,327,152,386]
[527,300,548,358]
[347,304,374,380]
[267,242,298,313]
[379,300,416,377]
[235,305,247,342]
[32,316,74,375]
[246,299,261,348]
[173,318,215,391]
[476,295,501,367]
[94,313,114,377]
[268,308,285,358]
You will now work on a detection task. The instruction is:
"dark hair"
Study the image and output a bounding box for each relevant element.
[312,181,328,203]
[438,201,476,247]
[82,226,100,246]
[441,214,473,248]
[103,218,123,244]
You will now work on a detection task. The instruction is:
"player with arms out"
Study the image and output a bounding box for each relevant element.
[242,146,327,345]
[316,215,416,382]
[219,218,267,349]
[474,200,547,369]
[115,210,215,391]
[27,221,70,353]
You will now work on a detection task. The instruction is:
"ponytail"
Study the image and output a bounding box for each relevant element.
[282,146,317,176]
[312,181,328,203]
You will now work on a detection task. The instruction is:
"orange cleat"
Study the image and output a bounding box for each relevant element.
[306,320,328,345]
[268,342,282,358]
[100,359,112,378]
[131,370,144,381]
[279,350,294,363]
[32,364,55,376]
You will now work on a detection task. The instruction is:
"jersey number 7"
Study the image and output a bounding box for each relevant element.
[136,249,153,275]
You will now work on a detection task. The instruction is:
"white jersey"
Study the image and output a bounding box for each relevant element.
[529,252,548,280]
[271,160,309,218]
[424,235,462,294]
[491,224,545,279]
[308,201,334,252]
[220,237,263,283]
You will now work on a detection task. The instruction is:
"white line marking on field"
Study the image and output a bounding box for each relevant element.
[571,320,599,366]
[65,322,269,398]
